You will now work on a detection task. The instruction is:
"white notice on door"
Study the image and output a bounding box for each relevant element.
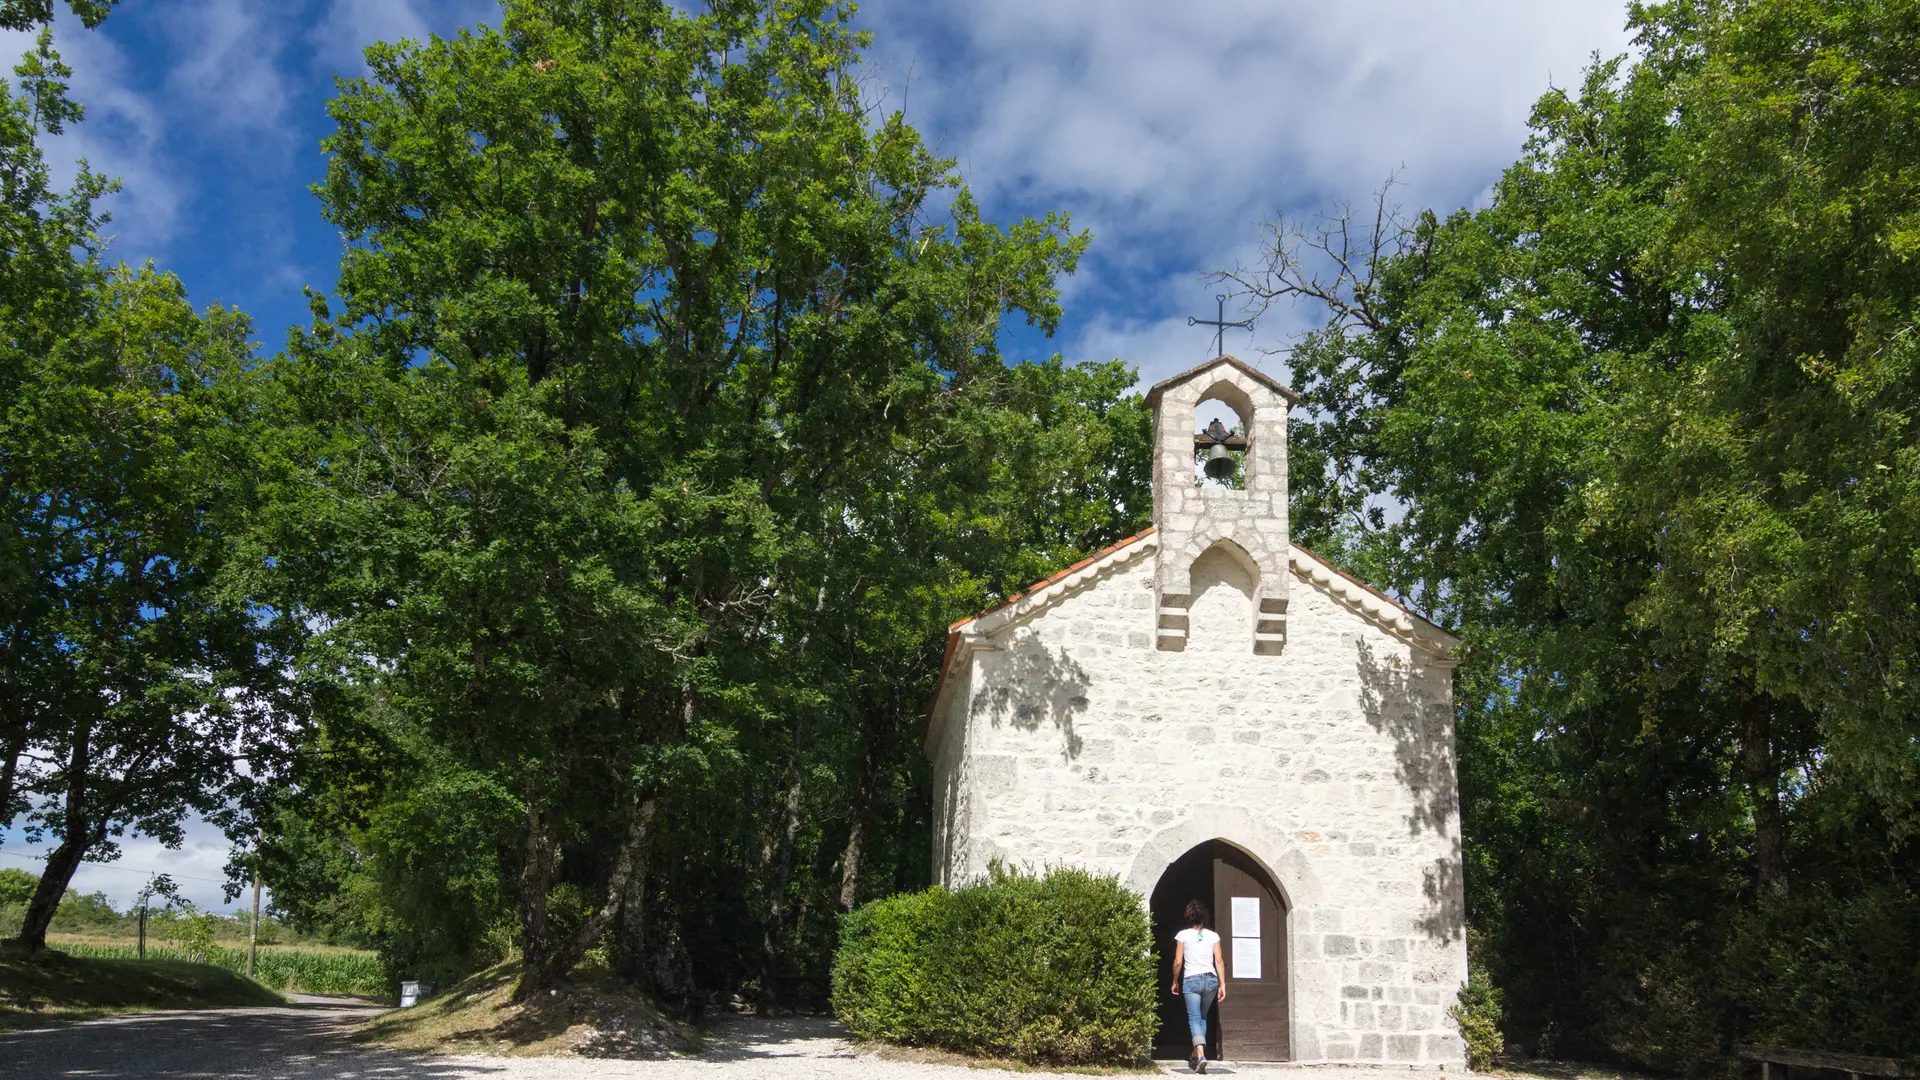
[1231,934,1262,980]
[1230,896,1262,979]
[1231,896,1260,935]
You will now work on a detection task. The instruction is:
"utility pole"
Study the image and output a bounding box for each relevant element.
[247,830,262,978]
[136,881,150,960]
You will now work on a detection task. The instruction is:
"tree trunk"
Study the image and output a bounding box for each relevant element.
[837,750,875,914]
[837,705,890,914]
[0,722,25,827]
[516,791,658,1000]
[514,790,560,996]
[613,838,651,985]
[248,839,262,978]
[13,723,92,950]
[0,633,25,825]
[555,795,657,968]
[756,774,804,1014]
[1738,691,1789,899]
[836,801,869,915]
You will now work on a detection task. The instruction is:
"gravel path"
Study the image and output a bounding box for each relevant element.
[0,1000,1461,1079]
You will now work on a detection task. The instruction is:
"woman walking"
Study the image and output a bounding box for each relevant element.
[1169,899,1227,1072]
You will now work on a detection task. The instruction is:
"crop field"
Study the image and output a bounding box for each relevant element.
[48,937,387,999]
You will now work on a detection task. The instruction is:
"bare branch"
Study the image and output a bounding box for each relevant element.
[1206,170,1410,341]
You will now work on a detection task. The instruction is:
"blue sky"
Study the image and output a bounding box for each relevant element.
[0,0,1633,912]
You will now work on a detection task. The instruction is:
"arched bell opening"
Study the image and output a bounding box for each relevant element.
[1193,382,1254,490]
[1149,838,1293,1062]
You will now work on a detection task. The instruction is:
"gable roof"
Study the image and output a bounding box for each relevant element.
[925,527,1160,757]
[921,528,1461,756]
[1289,543,1461,655]
[1145,354,1300,407]
[947,527,1158,634]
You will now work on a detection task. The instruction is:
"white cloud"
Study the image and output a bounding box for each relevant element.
[1061,227,1326,390]
[2,814,253,914]
[1070,295,1304,391]
[165,0,292,134]
[311,0,432,72]
[866,0,1636,369]
[875,0,1633,219]
[29,19,186,254]
[311,0,495,74]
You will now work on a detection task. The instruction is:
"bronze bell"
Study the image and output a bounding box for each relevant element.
[1204,441,1235,481]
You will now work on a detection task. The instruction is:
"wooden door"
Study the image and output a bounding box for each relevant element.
[1150,843,1220,1059]
[1213,844,1291,1060]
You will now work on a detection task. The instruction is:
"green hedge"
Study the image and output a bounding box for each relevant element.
[831,865,1156,1064]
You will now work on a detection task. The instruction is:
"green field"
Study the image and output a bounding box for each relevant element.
[49,939,388,998]
[0,946,286,1028]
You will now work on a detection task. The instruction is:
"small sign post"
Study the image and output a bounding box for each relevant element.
[247,871,261,977]
[136,881,150,960]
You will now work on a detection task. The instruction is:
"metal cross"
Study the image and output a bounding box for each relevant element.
[1188,294,1253,358]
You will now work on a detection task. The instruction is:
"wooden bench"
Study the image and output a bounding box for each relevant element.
[1737,1045,1919,1080]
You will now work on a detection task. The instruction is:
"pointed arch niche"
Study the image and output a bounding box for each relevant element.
[1186,539,1257,654]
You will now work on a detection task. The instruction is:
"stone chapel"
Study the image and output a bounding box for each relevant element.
[923,356,1468,1066]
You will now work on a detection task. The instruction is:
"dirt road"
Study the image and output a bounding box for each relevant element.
[0,1001,1455,1079]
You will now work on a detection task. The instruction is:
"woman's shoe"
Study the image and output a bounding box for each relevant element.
[1197,1056,1208,1074]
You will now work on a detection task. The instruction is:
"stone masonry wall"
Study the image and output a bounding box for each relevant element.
[1150,364,1291,653]
[929,661,969,887]
[930,544,1467,1066]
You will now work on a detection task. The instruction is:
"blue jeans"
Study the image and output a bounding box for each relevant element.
[1181,972,1219,1047]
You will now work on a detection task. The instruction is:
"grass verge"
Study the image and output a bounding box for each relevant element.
[0,943,285,1030]
[356,960,696,1059]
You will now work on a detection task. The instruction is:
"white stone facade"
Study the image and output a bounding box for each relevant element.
[923,357,1468,1066]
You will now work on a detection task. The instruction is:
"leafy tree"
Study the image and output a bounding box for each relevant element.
[0,0,114,32]
[259,0,1123,999]
[0,867,33,907]
[3,261,296,951]
[0,32,112,834]
[48,888,122,934]
[0,31,296,950]
[156,904,217,963]
[1221,0,1920,1066]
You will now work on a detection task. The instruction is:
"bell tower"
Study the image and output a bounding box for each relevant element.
[1145,355,1298,655]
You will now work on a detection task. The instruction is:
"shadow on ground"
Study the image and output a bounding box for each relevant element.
[1492,1061,1664,1080]
[0,1001,506,1079]
[699,1013,857,1062]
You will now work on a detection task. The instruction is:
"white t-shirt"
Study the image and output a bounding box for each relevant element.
[1176,927,1220,978]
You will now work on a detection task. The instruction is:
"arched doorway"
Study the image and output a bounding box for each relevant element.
[1150,839,1291,1061]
